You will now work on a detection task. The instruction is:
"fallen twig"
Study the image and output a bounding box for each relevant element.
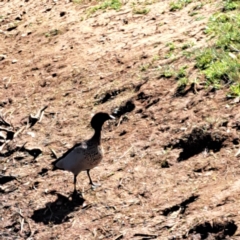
[49,147,58,159]
[28,106,48,128]
[14,126,26,139]
[17,209,33,238]
[117,145,133,160]
[0,114,11,127]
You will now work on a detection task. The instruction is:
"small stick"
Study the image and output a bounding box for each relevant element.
[117,145,133,160]
[14,126,26,139]
[0,115,11,127]
[17,209,33,238]
[49,147,58,159]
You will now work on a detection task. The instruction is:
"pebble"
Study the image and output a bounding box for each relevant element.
[0,55,6,61]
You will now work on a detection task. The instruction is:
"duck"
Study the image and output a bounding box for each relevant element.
[52,112,115,194]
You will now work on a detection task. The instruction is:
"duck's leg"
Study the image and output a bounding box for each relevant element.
[87,170,100,188]
[87,169,94,185]
[73,174,77,193]
[72,174,84,199]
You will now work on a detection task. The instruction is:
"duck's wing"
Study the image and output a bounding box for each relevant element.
[52,142,88,171]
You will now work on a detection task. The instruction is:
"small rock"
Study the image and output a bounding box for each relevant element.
[40,80,47,87]
[0,55,6,61]
[12,59,17,64]
[26,132,36,138]
[21,32,31,37]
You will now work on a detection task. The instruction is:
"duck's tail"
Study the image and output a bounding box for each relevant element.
[51,159,60,171]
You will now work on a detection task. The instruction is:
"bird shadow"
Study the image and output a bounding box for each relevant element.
[31,191,85,225]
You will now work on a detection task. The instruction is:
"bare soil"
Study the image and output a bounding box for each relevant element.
[1,0,240,239]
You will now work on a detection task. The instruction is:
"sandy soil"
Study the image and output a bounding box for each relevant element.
[1,0,240,239]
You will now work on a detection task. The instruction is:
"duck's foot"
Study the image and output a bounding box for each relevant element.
[90,182,101,189]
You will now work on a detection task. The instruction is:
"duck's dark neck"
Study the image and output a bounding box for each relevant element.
[91,127,102,144]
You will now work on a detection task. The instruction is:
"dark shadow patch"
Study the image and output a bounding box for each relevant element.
[184,220,237,239]
[232,121,240,131]
[165,128,227,161]
[31,192,85,225]
[6,25,18,31]
[0,175,17,185]
[38,168,48,176]
[24,148,42,158]
[174,83,198,97]
[94,81,147,104]
[160,160,170,168]
[136,92,160,109]
[145,98,160,109]
[161,195,199,216]
[28,116,38,128]
[0,116,11,127]
[193,165,218,173]
[133,233,158,239]
[30,181,40,190]
[0,145,21,157]
[175,84,188,97]
[119,130,127,136]
[14,156,25,161]
[0,98,13,108]
[112,100,135,117]
[136,91,151,103]
[0,145,42,159]
[94,86,130,104]
[5,130,15,140]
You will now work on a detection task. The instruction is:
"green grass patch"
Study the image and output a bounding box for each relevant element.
[176,65,188,79]
[222,0,240,12]
[230,83,240,97]
[194,1,240,97]
[88,0,122,15]
[169,0,192,11]
[45,29,60,37]
[133,7,150,14]
[205,13,240,50]
[160,65,189,83]
[72,0,82,3]
[203,55,239,89]
[166,42,176,51]
[160,67,175,78]
[140,64,150,71]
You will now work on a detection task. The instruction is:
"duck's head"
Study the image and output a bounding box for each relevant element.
[91,112,115,130]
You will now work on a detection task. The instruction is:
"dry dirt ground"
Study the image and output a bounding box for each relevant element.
[1,0,240,239]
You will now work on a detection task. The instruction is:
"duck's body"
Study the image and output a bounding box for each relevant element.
[55,138,103,175]
[52,112,114,193]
